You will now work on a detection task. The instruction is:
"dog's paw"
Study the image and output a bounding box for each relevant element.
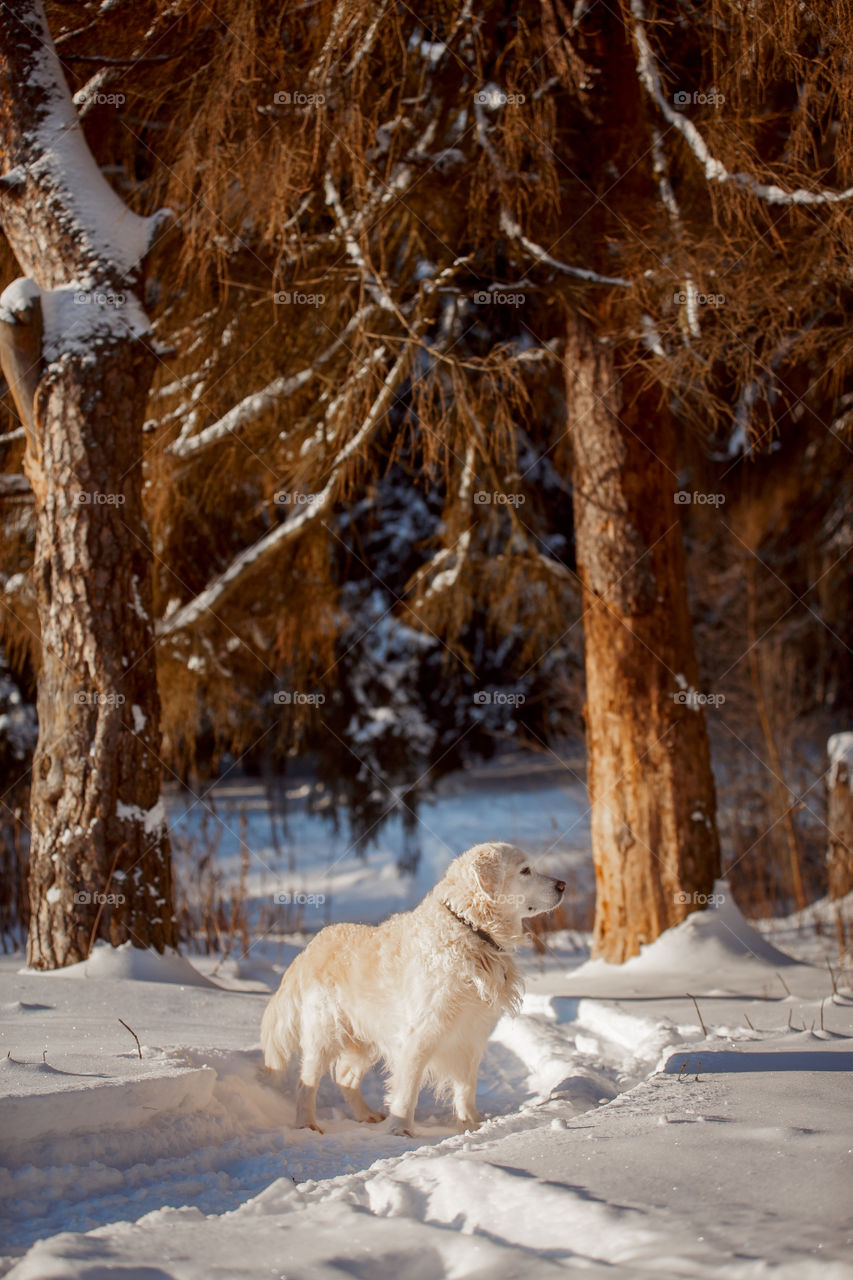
[388,1116,415,1137]
[455,1118,482,1133]
[363,1110,387,1124]
[298,1121,324,1134]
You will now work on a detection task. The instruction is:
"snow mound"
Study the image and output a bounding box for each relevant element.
[32,942,215,987]
[564,880,802,998]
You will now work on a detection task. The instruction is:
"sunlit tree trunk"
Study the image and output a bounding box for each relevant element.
[0,0,176,967]
[566,320,721,962]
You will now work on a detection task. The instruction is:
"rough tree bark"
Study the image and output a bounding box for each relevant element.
[0,1,177,966]
[566,321,721,962]
[827,734,853,901]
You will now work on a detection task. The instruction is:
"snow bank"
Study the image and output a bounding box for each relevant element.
[562,880,802,998]
[35,941,215,987]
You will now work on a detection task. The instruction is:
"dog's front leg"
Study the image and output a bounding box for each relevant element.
[386,1038,435,1136]
[452,1072,482,1133]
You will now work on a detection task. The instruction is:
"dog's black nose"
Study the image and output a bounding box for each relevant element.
[555,880,566,893]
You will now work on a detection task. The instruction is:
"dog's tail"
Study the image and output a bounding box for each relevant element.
[260,969,301,1071]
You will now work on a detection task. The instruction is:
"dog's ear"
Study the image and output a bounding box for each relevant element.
[472,846,503,899]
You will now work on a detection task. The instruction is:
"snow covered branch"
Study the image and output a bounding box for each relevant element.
[158,348,411,636]
[630,0,853,207]
[0,2,168,287]
[168,307,374,459]
[499,211,633,288]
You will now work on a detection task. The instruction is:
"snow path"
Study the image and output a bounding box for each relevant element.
[1,888,851,1277]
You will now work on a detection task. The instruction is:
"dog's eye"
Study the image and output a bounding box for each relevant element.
[520,867,531,876]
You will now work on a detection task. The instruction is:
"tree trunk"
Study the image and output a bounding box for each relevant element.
[566,321,721,962]
[827,734,853,900]
[0,0,177,966]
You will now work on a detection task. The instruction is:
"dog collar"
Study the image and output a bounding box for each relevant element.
[442,902,503,952]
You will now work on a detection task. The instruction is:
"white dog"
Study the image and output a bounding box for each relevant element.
[260,842,565,1135]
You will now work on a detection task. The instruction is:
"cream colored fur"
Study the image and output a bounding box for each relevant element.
[260,842,565,1135]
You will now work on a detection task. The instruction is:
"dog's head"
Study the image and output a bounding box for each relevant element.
[438,842,565,945]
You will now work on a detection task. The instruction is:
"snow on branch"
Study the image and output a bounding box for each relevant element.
[158,348,411,637]
[413,442,476,604]
[1,3,168,283]
[168,307,374,459]
[630,0,853,207]
[499,211,633,288]
[324,172,400,314]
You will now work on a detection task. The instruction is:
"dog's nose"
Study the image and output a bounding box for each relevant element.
[554,879,566,893]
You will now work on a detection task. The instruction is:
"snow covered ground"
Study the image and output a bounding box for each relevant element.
[1,767,851,1278]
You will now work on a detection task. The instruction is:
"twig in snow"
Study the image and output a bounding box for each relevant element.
[776,971,792,997]
[819,998,826,1033]
[687,993,707,1036]
[694,1061,702,1083]
[744,1014,755,1030]
[826,959,838,996]
[786,1009,792,1031]
[677,1059,688,1081]
[118,1017,143,1059]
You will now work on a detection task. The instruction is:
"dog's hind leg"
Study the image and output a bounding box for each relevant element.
[335,1044,385,1123]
